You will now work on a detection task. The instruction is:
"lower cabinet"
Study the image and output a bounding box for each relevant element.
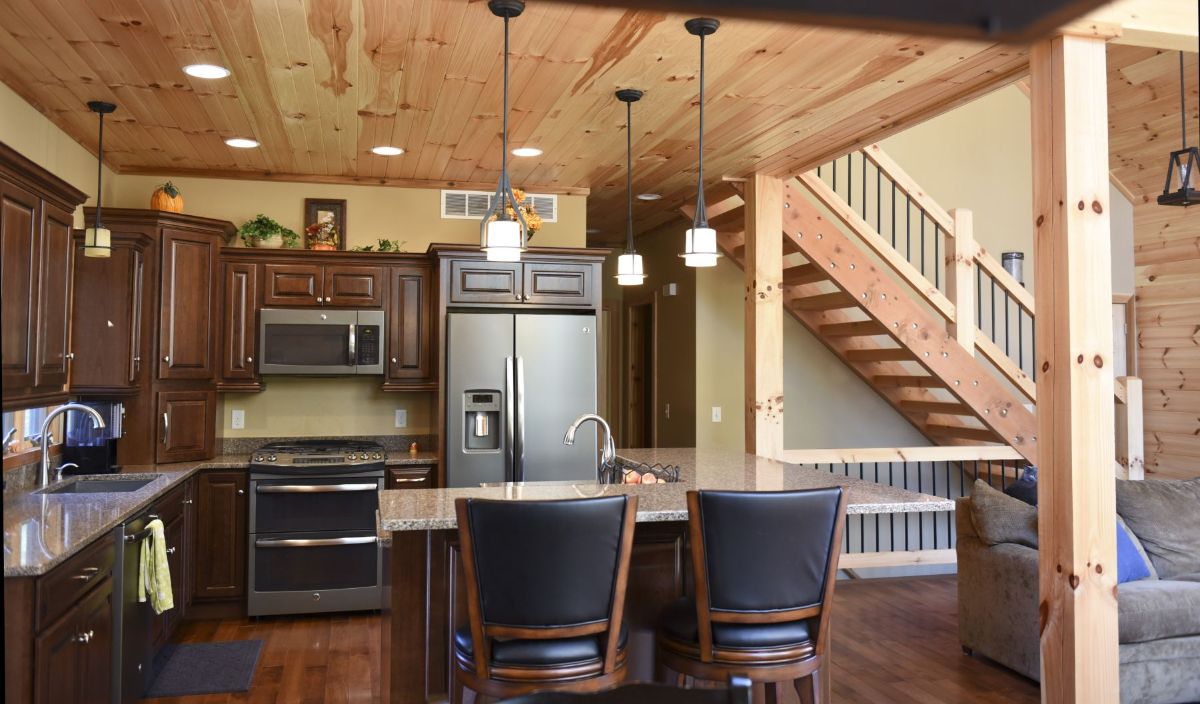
[192,470,248,601]
[34,576,113,704]
[386,465,434,489]
[151,481,194,648]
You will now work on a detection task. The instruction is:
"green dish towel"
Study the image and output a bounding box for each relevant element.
[139,518,175,615]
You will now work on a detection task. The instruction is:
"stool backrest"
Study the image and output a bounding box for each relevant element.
[456,495,638,677]
[688,488,847,660]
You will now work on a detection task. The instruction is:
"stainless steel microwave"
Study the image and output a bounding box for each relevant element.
[259,309,385,375]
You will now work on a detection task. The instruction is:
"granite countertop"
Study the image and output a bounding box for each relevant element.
[4,450,438,577]
[379,447,956,532]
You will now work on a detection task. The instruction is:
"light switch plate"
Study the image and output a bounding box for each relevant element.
[711,406,722,422]
[394,409,408,428]
[231,409,245,430]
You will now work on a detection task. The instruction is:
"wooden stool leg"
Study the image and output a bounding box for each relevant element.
[676,671,687,688]
[764,681,780,704]
[794,675,815,704]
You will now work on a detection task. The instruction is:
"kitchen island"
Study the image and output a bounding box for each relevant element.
[378,448,955,704]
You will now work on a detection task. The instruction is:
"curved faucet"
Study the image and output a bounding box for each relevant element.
[563,414,616,481]
[40,404,106,487]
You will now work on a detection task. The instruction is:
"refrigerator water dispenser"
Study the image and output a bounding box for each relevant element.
[463,391,501,452]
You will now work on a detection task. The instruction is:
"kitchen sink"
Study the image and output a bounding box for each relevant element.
[39,477,157,494]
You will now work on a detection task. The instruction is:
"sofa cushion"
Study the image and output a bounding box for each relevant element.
[1002,465,1038,506]
[1116,478,1200,579]
[1117,516,1155,584]
[969,479,1038,548]
[1117,579,1200,643]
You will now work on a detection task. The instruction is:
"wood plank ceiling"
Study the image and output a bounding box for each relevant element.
[1107,44,1200,480]
[0,0,1029,241]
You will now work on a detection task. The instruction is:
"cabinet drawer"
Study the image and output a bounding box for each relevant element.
[386,466,434,489]
[263,264,321,306]
[36,533,115,631]
[449,261,521,304]
[523,263,593,306]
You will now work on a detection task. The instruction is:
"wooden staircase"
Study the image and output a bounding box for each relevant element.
[686,146,1041,464]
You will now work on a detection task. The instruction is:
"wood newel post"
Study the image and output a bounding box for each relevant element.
[744,173,784,458]
[946,208,976,354]
[1115,377,1144,480]
[1030,33,1119,704]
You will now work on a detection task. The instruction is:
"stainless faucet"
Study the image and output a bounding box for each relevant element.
[3,427,17,453]
[563,414,617,481]
[40,404,106,487]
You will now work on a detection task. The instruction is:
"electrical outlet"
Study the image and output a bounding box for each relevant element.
[231,409,245,430]
[394,409,408,428]
[711,406,722,422]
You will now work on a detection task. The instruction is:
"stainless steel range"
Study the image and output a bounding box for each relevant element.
[248,439,385,616]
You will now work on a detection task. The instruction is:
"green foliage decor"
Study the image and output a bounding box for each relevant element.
[238,214,300,248]
[350,238,407,253]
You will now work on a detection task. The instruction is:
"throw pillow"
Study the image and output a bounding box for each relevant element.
[1116,516,1154,584]
[1003,464,1038,506]
[969,479,1039,548]
[1115,478,1200,579]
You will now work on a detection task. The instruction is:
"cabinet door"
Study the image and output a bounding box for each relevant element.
[1,180,40,393]
[324,265,383,307]
[192,471,247,600]
[154,513,186,646]
[221,262,258,382]
[159,229,217,380]
[387,266,430,381]
[34,203,74,390]
[70,241,143,393]
[262,263,321,306]
[449,260,522,304]
[386,466,434,489]
[76,578,113,704]
[35,577,112,704]
[156,390,216,463]
[522,262,593,306]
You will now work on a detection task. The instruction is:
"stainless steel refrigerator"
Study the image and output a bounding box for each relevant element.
[446,311,598,487]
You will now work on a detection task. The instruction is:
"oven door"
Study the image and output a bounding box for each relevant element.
[259,308,358,375]
[248,530,381,616]
[251,474,382,534]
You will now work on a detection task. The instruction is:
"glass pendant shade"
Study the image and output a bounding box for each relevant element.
[483,219,522,262]
[683,227,718,268]
[83,226,111,258]
[616,252,645,285]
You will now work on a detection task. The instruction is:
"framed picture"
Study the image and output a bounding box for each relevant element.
[303,198,347,250]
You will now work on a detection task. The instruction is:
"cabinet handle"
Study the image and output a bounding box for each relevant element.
[163,355,170,363]
[391,477,427,483]
[515,292,521,301]
[75,629,94,644]
[391,357,398,364]
[161,412,170,445]
[237,489,245,495]
[71,567,100,582]
[246,356,253,363]
[65,352,75,360]
[166,547,176,555]
[183,499,194,505]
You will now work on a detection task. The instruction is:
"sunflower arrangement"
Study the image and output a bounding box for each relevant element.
[494,188,542,241]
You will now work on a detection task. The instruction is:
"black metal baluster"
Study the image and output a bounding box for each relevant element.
[889,462,896,551]
[991,277,997,342]
[832,158,837,193]
[1019,308,1025,376]
[847,154,853,208]
[920,213,926,277]
[903,462,911,550]
[876,166,881,233]
[906,197,912,263]
[931,462,938,548]
[935,225,941,290]
[1004,292,1011,358]
[891,182,897,248]
[861,151,867,221]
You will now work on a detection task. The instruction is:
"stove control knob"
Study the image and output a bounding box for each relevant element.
[373,453,382,460]
[347,453,358,461]
[267,454,277,462]
[253,455,263,462]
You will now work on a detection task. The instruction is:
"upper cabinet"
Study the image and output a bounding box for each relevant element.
[385,264,432,387]
[444,255,599,309]
[0,143,87,410]
[70,235,149,395]
[262,262,383,307]
[158,228,218,380]
[219,262,258,390]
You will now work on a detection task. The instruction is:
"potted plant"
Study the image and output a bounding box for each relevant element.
[239,214,299,249]
[150,181,184,212]
[305,218,340,251]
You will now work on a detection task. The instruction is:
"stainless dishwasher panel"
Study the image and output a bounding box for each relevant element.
[112,513,156,702]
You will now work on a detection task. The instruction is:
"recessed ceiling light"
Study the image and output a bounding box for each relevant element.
[183,64,231,79]
[511,147,543,157]
[371,145,404,156]
[224,137,259,149]
[636,193,662,201]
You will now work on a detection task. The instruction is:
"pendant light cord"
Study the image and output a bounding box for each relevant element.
[693,31,708,229]
[96,111,104,228]
[626,99,635,252]
[502,14,511,205]
[1182,51,1188,151]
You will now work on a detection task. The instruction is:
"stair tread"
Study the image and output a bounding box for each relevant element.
[790,291,857,311]
[845,348,912,362]
[820,321,886,337]
[900,401,973,415]
[926,423,1001,442]
[782,263,826,286]
[874,375,947,388]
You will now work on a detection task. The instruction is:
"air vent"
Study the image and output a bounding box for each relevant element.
[441,190,557,222]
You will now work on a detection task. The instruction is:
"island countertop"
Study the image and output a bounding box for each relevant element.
[379,447,955,532]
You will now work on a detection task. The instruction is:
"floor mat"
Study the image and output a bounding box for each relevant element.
[144,639,263,698]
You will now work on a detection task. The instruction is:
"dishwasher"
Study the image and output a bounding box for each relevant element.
[112,511,157,702]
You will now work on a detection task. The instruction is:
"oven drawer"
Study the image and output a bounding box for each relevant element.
[251,531,379,593]
[251,476,381,533]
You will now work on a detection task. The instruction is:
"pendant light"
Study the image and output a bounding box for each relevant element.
[615,88,646,285]
[681,18,721,268]
[480,0,528,262]
[84,101,117,258]
[1157,49,1198,207]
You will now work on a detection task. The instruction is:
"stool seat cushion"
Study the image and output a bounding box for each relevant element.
[658,597,813,650]
[454,623,628,668]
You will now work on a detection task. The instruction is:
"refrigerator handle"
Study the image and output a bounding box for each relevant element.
[505,356,515,482]
[515,356,526,482]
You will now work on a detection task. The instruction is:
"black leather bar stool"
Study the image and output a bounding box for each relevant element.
[656,488,847,704]
[454,495,638,701]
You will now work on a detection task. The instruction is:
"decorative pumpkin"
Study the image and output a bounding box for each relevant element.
[150,182,184,212]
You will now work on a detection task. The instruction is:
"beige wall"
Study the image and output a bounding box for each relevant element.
[636,228,696,448]
[217,379,435,439]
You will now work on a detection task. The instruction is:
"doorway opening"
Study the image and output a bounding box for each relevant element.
[624,297,656,448]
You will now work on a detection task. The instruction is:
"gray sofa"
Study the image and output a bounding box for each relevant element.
[956,478,1200,704]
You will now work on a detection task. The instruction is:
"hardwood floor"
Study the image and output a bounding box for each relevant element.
[155,576,1037,703]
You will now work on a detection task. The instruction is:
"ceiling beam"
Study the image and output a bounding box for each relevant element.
[1083,0,1199,52]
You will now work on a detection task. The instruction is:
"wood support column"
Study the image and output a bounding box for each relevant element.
[1030,33,1119,704]
[1115,377,1144,480]
[946,208,976,354]
[744,173,784,457]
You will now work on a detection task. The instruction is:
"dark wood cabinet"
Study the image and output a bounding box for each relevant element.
[386,465,434,489]
[446,259,597,307]
[33,576,112,704]
[149,481,192,646]
[70,235,149,394]
[263,262,383,307]
[1,143,87,409]
[449,260,522,304]
[523,262,593,306]
[156,390,216,463]
[220,262,258,389]
[159,228,218,381]
[192,470,248,601]
[386,265,431,384]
